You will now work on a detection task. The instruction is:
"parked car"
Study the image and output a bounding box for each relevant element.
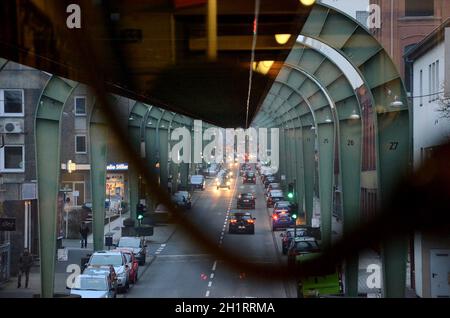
[86,251,130,292]
[280,228,314,254]
[287,237,321,267]
[117,236,147,265]
[70,274,117,298]
[266,183,281,196]
[267,190,285,208]
[82,265,118,292]
[114,248,139,284]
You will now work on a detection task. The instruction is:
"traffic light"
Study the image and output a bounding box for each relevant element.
[287,183,294,199]
[136,203,145,220]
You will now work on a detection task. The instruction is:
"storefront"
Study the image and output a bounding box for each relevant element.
[106,163,129,212]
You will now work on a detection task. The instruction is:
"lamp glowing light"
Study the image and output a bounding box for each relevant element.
[299,0,316,6]
[275,34,291,45]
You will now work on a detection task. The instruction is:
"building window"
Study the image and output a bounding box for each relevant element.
[61,181,85,206]
[405,0,434,17]
[74,97,86,116]
[1,145,25,172]
[419,70,423,106]
[0,89,24,116]
[432,62,436,101]
[428,64,432,103]
[435,60,440,100]
[75,135,87,154]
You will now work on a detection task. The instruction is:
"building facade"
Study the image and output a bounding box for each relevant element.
[405,21,450,298]
[369,0,450,93]
[0,61,49,278]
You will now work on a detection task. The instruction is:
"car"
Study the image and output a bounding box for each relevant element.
[264,177,279,188]
[266,183,281,196]
[82,265,118,291]
[216,176,231,190]
[271,209,295,231]
[267,190,285,208]
[70,274,117,298]
[280,228,315,254]
[273,200,292,211]
[236,192,255,209]
[228,211,255,234]
[117,236,147,265]
[114,248,139,284]
[86,251,130,292]
[190,175,205,191]
[239,163,252,176]
[243,171,256,184]
[287,237,321,267]
[171,191,192,209]
[205,163,220,177]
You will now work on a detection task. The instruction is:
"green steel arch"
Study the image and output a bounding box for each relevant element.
[35,75,77,297]
[252,3,411,298]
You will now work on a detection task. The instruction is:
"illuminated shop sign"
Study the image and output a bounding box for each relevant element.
[106,163,129,171]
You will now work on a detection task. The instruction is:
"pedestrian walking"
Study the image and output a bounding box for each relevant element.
[79,222,89,248]
[17,248,33,288]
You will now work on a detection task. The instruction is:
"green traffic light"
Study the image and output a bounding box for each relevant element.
[288,192,294,199]
[137,215,144,220]
[292,214,297,219]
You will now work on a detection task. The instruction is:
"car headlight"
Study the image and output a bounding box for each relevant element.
[216,182,220,186]
[226,181,230,185]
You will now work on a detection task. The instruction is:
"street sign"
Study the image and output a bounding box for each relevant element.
[73,191,79,197]
[0,217,16,231]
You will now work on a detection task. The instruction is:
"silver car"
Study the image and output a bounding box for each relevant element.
[87,251,130,292]
[70,274,116,298]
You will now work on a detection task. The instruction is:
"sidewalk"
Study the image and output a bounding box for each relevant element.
[0,214,177,298]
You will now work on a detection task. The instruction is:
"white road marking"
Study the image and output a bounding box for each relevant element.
[155,251,160,254]
[208,281,212,287]
[205,290,210,297]
[210,273,214,279]
[212,261,217,271]
[161,244,166,247]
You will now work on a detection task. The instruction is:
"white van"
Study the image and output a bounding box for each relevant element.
[190,175,205,191]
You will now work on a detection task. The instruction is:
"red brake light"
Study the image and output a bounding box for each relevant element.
[247,219,254,224]
[272,214,278,220]
[230,219,237,223]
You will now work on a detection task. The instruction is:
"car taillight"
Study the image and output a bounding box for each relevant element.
[247,219,254,224]
[230,219,237,223]
[272,214,278,220]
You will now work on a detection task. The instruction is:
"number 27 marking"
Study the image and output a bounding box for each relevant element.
[389,142,399,151]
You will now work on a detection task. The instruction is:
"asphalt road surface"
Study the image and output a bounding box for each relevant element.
[124,167,295,298]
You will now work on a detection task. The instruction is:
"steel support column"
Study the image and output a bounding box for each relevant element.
[340,118,362,296]
[89,100,109,251]
[317,121,335,248]
[302,124,315,226]
[35,76,76,297]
